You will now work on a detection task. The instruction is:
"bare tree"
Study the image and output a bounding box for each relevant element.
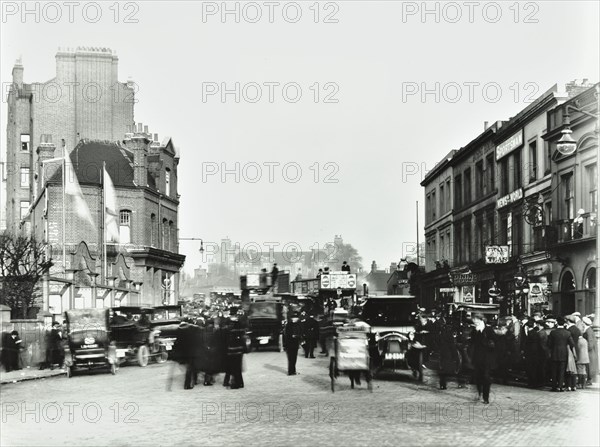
[0,234,53,319]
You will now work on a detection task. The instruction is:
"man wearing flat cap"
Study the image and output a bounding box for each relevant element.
[470,313,496,404]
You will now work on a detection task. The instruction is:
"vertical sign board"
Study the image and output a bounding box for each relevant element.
[507,212,513,257]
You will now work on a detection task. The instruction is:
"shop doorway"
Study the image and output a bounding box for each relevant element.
[560,271,576,315]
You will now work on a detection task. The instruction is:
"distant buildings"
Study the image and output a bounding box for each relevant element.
[421,81,598,317]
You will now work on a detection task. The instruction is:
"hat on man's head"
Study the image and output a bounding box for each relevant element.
[472,312,485,322]
[556,316,566,326]
[565,315,577,323]
[582,317,593,326]
[572,312,581,317]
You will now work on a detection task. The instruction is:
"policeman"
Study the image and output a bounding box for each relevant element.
[284,312,301,375]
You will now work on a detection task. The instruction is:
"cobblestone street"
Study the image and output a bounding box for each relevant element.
[1,351,598,446]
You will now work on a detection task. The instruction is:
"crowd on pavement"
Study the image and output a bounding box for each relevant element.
[420,309,599,403]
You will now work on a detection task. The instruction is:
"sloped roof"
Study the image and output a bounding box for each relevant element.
[49,140,154,189]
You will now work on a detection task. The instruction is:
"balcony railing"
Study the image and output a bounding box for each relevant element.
[557,213,597,243]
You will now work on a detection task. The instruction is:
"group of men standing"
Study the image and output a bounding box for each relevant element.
[172,312,247,390]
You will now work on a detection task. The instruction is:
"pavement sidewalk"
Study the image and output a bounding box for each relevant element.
[0,366,65,384]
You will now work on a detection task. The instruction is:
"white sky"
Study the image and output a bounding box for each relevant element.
[1,1,599,274]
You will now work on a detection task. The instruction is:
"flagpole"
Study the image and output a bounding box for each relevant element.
[416,201,420,267]
[62,140,66,270]
[102,161,107,282]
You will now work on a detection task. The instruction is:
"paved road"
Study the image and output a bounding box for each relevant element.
[1,351,598,446]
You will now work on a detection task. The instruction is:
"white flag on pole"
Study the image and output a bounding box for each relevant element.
[103,165,120,243]
[64,155,95,229]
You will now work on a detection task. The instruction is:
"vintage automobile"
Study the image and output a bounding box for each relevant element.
[444,302,501,373]
[63,308,117,377]
[360,295,423,380]
[150,305,183,357]
[247,300,285,351]
[109,306,169,366]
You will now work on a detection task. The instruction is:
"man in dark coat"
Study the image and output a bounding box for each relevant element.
[284,314,301,375]
[223,318,245,389]
[302,314,319,359]
[341,261,351,273]
[532,319,549,387]
[470,313,496,404]
[523,320,540,387]
[547,316,575,391]
[172,322,204,390]
[48,322,64,369]
[2,331,23,372]
[438,319,459,389]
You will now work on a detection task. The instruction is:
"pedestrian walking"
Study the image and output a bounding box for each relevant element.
[533,319,549,387]
[224,319,245,389]
[470,313,495,404]
[284,313,301,375]
[438,318,459,390]
[547,316,575,392]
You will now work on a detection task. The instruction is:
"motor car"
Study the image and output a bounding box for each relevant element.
[63,308,117,377]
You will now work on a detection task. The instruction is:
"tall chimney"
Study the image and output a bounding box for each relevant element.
[12,58,24,88]
[371,261,377,273]
[37,136,57,186]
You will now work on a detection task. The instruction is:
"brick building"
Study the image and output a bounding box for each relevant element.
[543,83,598,317]
[27,126,185,315]
[4,47,135,235]
[421,81,598,317]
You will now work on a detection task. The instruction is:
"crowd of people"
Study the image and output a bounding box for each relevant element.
[420,309,599,401]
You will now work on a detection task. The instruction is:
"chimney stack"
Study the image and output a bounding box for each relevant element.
[371,261,377,273]
[484,121,489,130]
[37,135,57,186]
[12,58,24,88]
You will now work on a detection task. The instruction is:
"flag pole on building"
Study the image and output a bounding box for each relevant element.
[62,139,66,270]
[102,161,107,281]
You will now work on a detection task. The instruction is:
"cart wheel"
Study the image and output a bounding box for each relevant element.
[137,345,149,367]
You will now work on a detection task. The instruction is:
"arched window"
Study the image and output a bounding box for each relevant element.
[119,210,131,244]
[585,267,597,315]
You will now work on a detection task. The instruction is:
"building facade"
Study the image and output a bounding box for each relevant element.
[4,48,135,235]
[420,81,598,316]
[27,126,185,316]
[543,84,598,317]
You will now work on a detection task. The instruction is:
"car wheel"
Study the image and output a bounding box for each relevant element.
[156,348,168,364]
[137,345,149,367]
